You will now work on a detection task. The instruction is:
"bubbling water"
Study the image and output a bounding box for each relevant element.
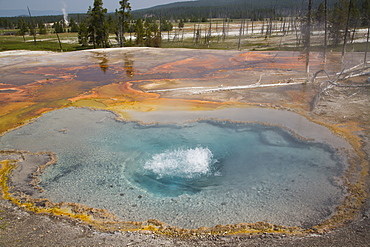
[0,108,348,229]
[144,147,216,179]
[128,146,220,197]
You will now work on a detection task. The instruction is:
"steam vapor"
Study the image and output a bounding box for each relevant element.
[61,2,68,24]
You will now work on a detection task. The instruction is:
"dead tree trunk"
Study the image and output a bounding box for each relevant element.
[227,18,230,37]
[306,0,312,75]
[222,18,226,41]
[365,27,370,66]
[242,19,246,35]
[323,0,328,63]
[310,66,370,111]
[193,23,196,42]
[27,6,36,46]
[294,18,301,47]
[269,18,273,36]
[251,19,254,34]
[342,0,353,64]
[205,17,212,45]
[238,19,244,50]
[56,32,63,52]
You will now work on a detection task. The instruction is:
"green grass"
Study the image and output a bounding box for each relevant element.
[1,32,368,53]
[160,36,273,50]
[0,33,86,52]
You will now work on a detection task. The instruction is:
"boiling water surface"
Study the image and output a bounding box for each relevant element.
[0,108,346,229]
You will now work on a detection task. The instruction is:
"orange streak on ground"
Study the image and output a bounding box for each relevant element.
[230,52,272,63]
[68,91,100,102]
[0,82,42,103]
[118,82,160,100]
[149,55,223,74]
[33,108,54,115]
[230,51,324,71]
[0,51,326,135]
[69,80,227,113]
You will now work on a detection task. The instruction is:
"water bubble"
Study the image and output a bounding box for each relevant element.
[144,146,216,179]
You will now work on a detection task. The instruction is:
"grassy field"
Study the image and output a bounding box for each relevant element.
[0,23,368,53]
[0,33,84,52]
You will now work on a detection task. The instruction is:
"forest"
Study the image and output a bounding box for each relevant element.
[0,0,369,53]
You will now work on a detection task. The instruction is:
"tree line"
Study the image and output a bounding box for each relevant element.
[0,0,369,50]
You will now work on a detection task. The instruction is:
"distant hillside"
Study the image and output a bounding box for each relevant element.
[132,0,337,20]
[0,9,64,18]
[140,0,305,10]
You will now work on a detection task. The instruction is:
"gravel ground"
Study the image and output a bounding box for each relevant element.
[0,198,370,246]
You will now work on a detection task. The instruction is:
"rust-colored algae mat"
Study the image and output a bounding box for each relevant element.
[0,49,333,133]
[0,48,368,237]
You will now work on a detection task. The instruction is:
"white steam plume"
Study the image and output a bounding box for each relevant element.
[61,2,69,25]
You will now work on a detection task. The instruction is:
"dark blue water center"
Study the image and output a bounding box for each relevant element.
[0,108,346,229]
[125,121,340,198]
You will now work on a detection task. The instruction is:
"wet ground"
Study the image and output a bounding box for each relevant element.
[0,48,349,134]
[0,48,369,246]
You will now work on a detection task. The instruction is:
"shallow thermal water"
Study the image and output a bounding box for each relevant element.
[0,108,346,229]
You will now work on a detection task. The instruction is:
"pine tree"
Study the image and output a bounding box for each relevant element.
[329,0,349,45]
[69,18,79,33]
[106,15,116,34]
[29,20,37,36]
[314,2,326,27]
[135,18,144,46]
[78,22,89,46]
[38,20,47,34]
[87,0,109,48]
[17,18,29,42]
[144,19,153,46]
[116,0,132,47]
[160,19,172,32]
[53,21,64,33]
[178,19,184,29]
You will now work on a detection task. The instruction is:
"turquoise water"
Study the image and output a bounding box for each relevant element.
[0,108,346,229]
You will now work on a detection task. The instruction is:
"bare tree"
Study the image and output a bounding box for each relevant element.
[323,0,328,63]
[342,0,353,63]
[305,0,312,75]
[27,6,36,45]
[365,27,370,66]
[238,19,244,50]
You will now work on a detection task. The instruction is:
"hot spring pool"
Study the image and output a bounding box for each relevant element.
[0,107,348,229]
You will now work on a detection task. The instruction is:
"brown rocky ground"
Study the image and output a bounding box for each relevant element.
[0,191,369,247]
